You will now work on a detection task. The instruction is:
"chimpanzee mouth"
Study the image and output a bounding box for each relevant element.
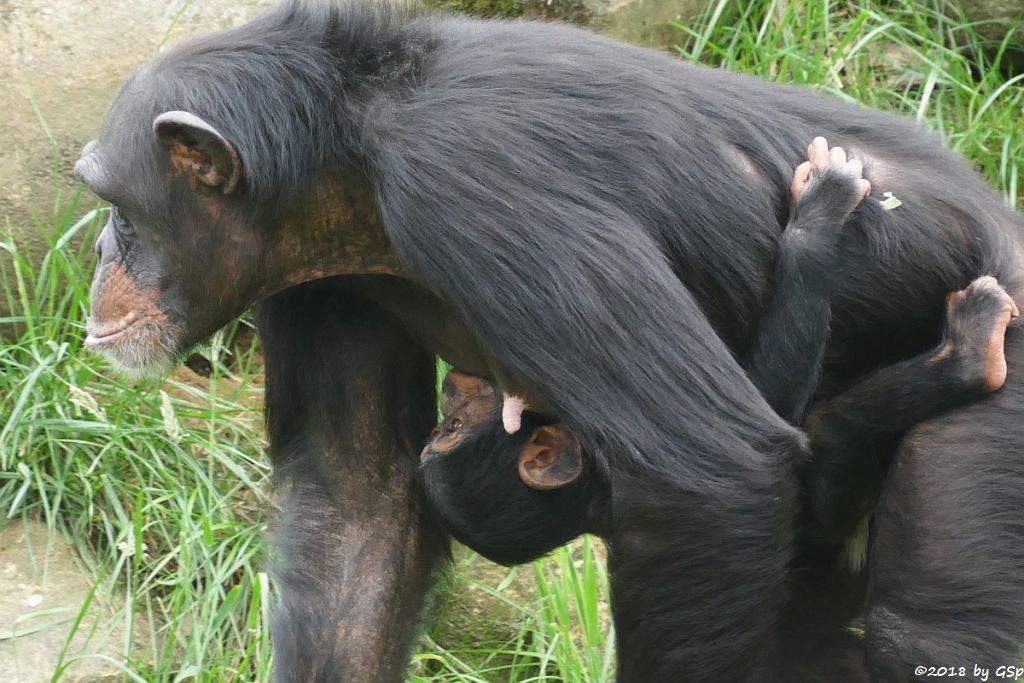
[83,312,182,377]
[84,311,152,348]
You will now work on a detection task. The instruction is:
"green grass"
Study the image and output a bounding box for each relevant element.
[1,195,273,680]
[0,0,1021,680]
[675,0,1023,208]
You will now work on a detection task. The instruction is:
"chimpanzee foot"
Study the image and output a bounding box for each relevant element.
[790,136,872,218]
[940,276,1020,392]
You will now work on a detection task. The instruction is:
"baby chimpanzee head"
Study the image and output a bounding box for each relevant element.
[420,370,609,566]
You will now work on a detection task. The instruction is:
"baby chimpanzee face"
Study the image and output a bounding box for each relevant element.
[420,370,606,566]
[422,370,583,489]
[422,370,503,462]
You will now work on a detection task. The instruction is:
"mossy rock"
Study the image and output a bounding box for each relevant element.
[958,0,1024,73]
[423,0,593,24]
[424,0,525,19]
[422,0,702,50]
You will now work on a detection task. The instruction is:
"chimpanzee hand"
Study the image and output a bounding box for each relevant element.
[790,136,871,226]
[778,136,872,295]
[744,136,874,422]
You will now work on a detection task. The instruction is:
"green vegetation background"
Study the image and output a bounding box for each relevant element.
[0,0,1021,680]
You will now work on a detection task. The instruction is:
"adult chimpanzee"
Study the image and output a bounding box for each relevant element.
[74,2,1024,681]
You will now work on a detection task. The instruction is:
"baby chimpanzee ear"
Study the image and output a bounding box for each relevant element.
[518,425,582,490]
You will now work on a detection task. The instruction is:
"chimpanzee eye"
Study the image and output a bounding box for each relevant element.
[449,417,464,431]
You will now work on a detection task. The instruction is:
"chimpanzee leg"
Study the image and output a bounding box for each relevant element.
[744,138,870,423]
[801,276,1018,549]
[773,276,1016,683]
[254,277,446,683]
[864,325,1024,682]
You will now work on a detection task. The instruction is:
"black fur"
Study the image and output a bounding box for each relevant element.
[422,410,609,566]
[255,278,445,681]
[419,159,1018,680]
[98,2,1024,681]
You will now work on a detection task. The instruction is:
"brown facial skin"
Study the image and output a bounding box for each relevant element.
[423,370,502,459]
[74,108,401,376]
[421,370,582,490]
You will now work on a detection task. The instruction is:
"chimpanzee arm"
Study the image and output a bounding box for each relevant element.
[255,278,446,683]
[801,276,1018,547]
[743,139,870,423]
[741,145,1017,548]
[742,231,832,424]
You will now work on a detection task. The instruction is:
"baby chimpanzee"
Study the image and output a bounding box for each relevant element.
[421,370,609,565]
[420,138,1018,566]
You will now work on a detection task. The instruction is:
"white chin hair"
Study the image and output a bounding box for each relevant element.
[95,342,179,379]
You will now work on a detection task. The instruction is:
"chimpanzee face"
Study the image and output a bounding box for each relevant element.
[420,370,596,565]
[74,102,268,377]
[75,70,398,379]
[423,370,502,460]
[422,370,583,491]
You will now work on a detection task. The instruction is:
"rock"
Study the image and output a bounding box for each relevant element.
[0,0,276,320]
[961,0,1024,42]
[959,0,1024,71]
[587,0,702,50]
[427,0,528,19]
[427,0,702,49]
[0,520,142,682]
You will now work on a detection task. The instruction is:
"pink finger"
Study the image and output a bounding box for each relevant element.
[502,394,526,434]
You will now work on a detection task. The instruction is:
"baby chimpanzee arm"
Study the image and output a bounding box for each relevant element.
[742,139,1017,549]
[743,137,870,423]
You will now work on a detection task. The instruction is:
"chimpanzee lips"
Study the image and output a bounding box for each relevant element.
[84,311,151,348]
[83,311,182,378]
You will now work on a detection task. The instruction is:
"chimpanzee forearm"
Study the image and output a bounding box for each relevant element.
[256,279,446,683]
[744,143,869,423]
[743,233,833,424]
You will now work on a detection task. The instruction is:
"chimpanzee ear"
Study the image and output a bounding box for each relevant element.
[518,424,582,490]
[153,111,241,194]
